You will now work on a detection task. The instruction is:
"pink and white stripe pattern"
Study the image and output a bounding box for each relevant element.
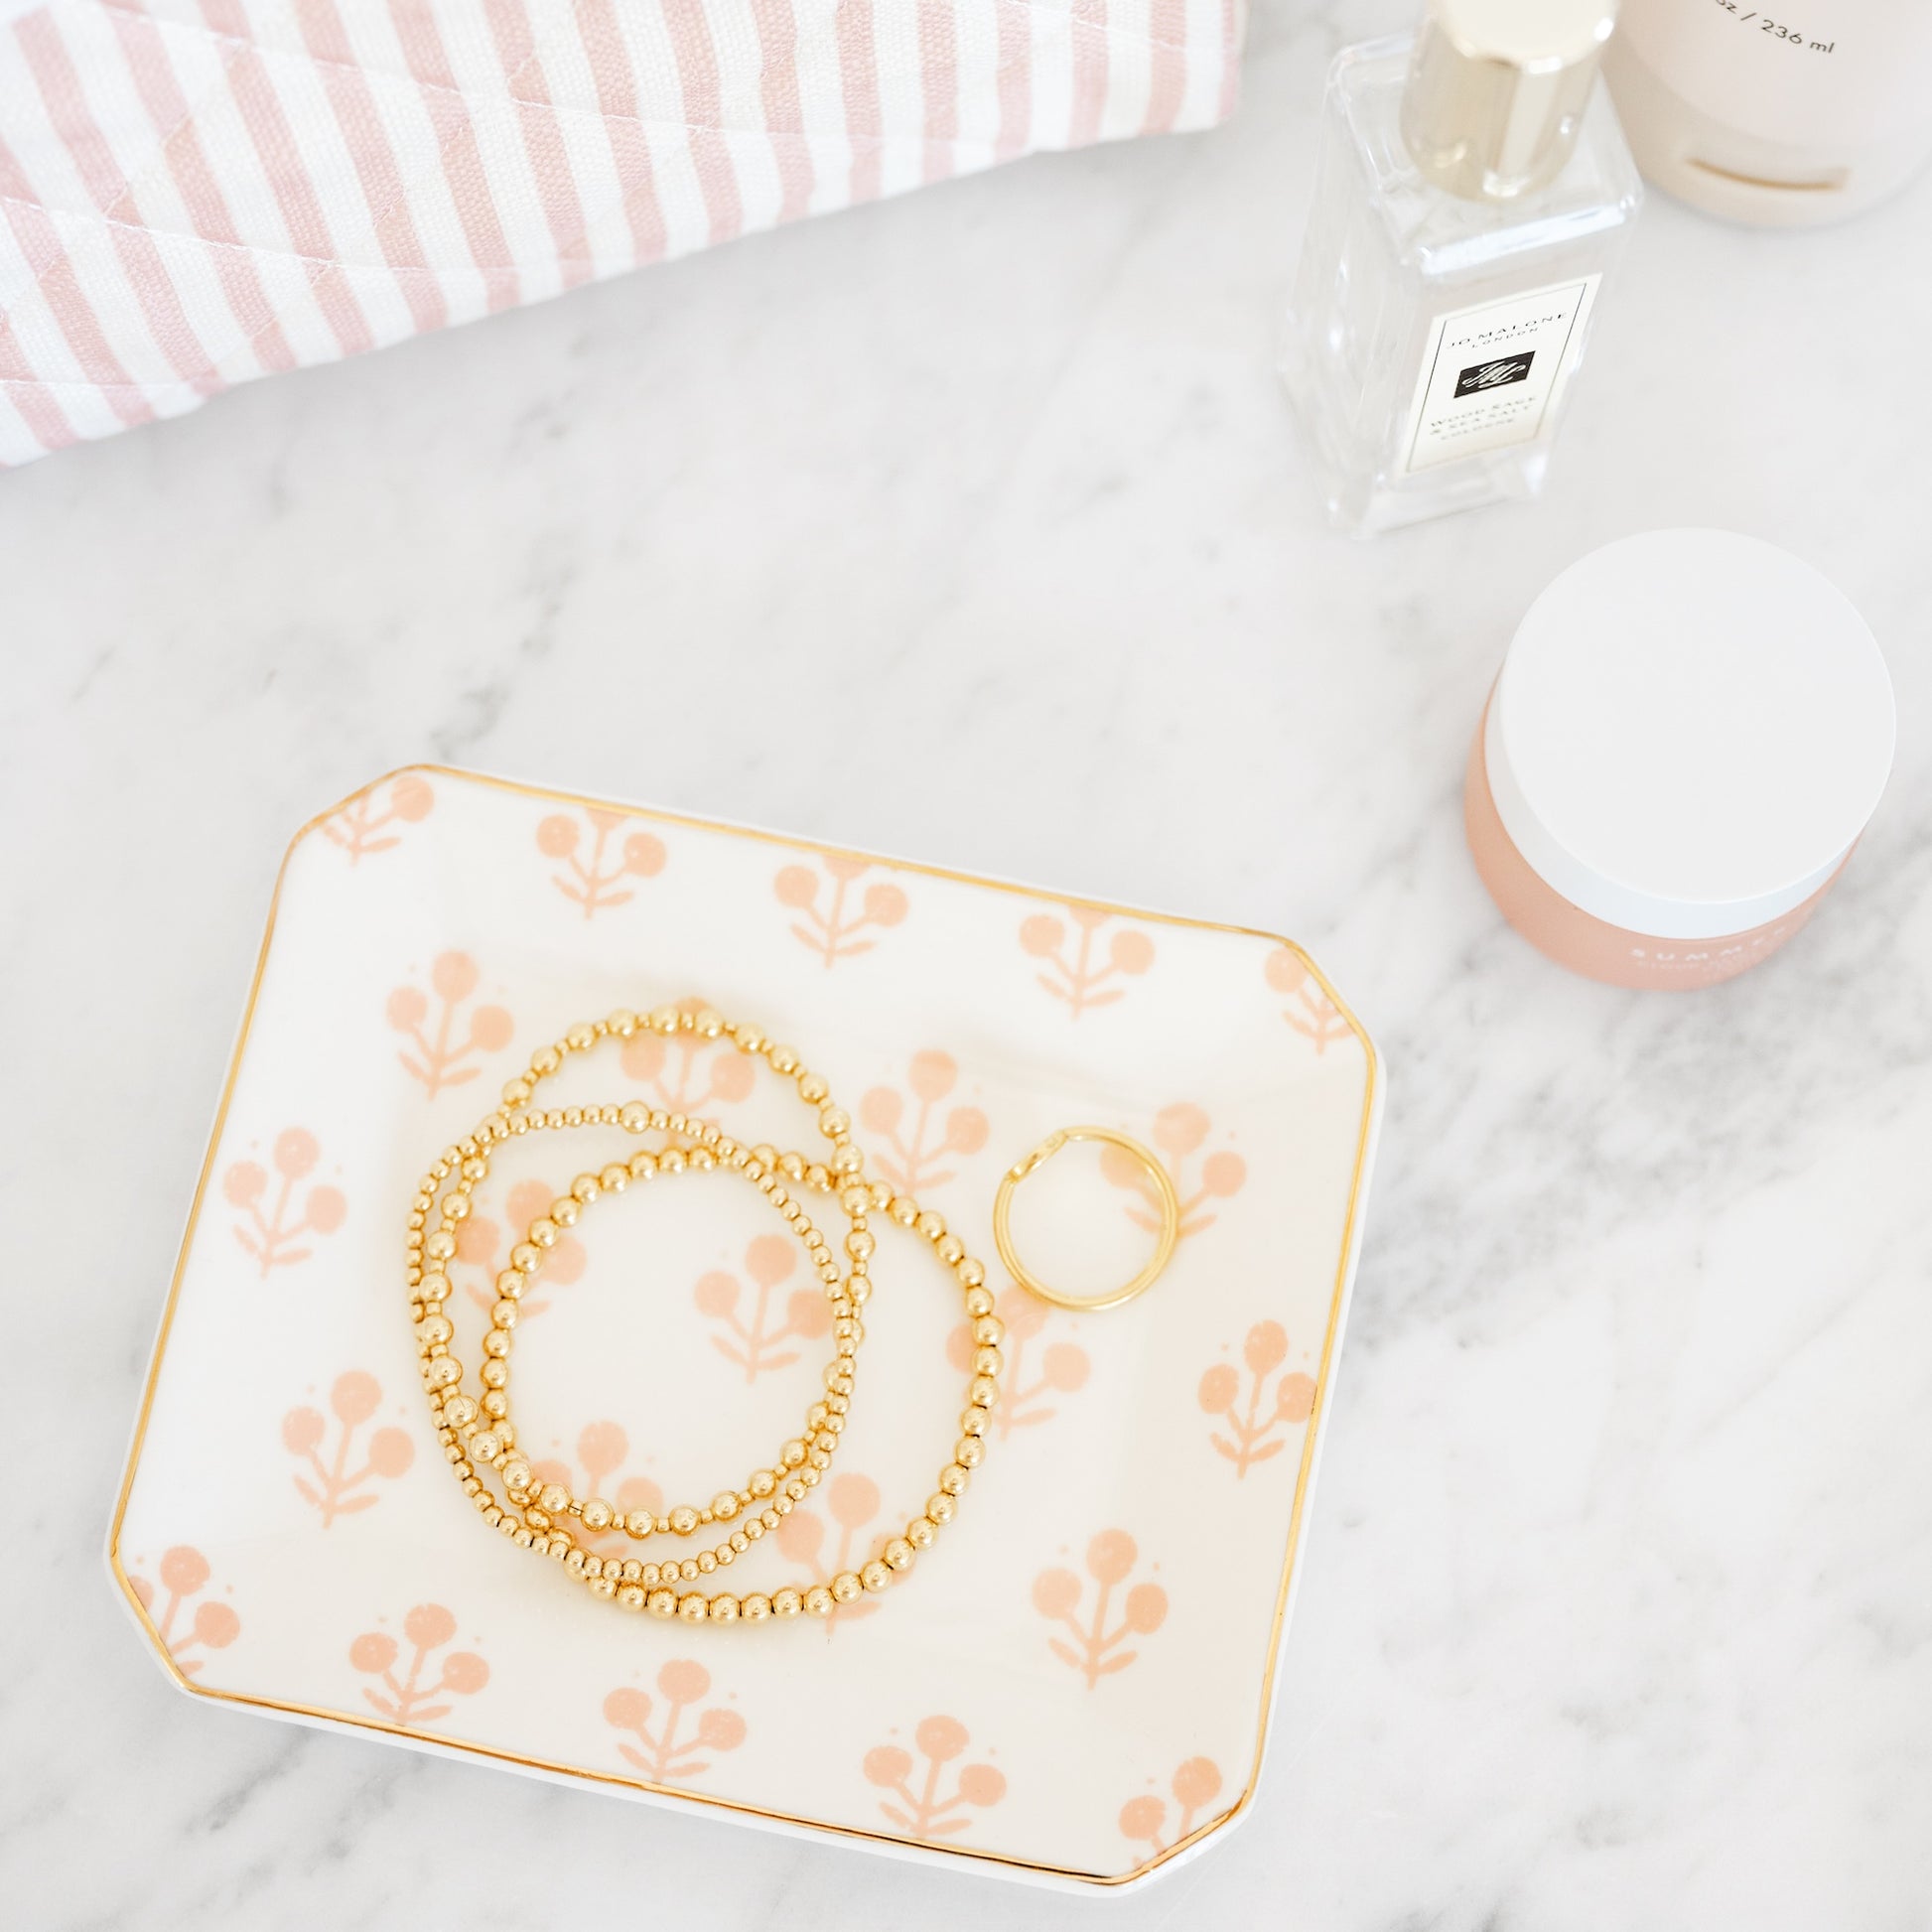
[0,0,1246,466]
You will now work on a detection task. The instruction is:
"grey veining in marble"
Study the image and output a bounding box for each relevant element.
[2,1,1929,1925]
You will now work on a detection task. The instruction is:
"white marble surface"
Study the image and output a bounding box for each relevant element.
[4,0,1930,1924]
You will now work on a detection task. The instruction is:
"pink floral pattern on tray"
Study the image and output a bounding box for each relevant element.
[1103,1102,1246,1240]
[349,1604,488,1727]
[948,1288,1089,1439]
[774,855,908,966]
[1267,946,1353,1054]
[1020,903,1155,1017]
[282,1371,415,1524]
[322,771,434,864]
[1033,1531,1168,1688]
[859,1050,988,1195]
[694,1233,831,1380]
[1119,1757,1225,1855]
[863,1717,1006,1841]
[127,1547,240,1677]
[1199,1323,1317,1476]
[536,807,667,919]
[605,1662,746,1784]
[387,953,513,1098]
[224,1128,345,1278]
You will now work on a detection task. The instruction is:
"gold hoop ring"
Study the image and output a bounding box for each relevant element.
[993,1126,1179,1313]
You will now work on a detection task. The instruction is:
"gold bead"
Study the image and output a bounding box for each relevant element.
[830,1571,864,1603]
[618,1586,646,1611]
[957,1258,986,1290]
[669,1505,699,1536]
[973,1316,1003,1346]
[772,1587,803,1618]
[677,1593,707,1623]
[961,1405,992,1438]
[570,1173,601,1202]
[581,1498,614,1532]
[490,1300,518,1330]
[527,1218,559,1248]
[530,1045,562,1075]
[599,1164,628,1193]
[627,1151,657,1180]
[424,1230,456,1261]
[540,1484,571,1514]
[607,1008,639,1036]
[955,1436,984,1469]
[970,1376,1000,1408]
[647,1589,677,1617]
[973,1346,1002,1377]
[510,1243,542,1274]
[742,1594,772,1621]
[884,1539,915,1572]
[963,1286,995,1317]
[927,1492,957,1524]
[623,1510,654,1539]
[804,1586,835,1617]
[620,1101,649,1132]
[938,1463,970,1496]
[710,1593,740,1623]
[935,1234,964,1266]
[502,1458,532,1491]
[566,1023,597,1051]
[711,1491,741,1521]
[502,1077,532,1105]
[891,1196,919,1228]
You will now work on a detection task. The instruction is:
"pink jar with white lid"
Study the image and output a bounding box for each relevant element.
[1465,528,1895,989]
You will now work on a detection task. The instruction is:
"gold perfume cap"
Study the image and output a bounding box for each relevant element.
[1401,0,1617,201]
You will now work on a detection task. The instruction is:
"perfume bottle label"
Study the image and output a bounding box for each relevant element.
[1397,276,1601,475]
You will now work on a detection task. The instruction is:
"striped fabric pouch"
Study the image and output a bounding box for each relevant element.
[0,0,1246,466]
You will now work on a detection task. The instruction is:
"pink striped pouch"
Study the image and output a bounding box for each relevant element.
[0,0,1245,466]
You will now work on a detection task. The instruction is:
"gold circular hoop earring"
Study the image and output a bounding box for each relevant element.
[992,1125,1180,1313]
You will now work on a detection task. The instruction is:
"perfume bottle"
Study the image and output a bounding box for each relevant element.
[1282,0,1642,535]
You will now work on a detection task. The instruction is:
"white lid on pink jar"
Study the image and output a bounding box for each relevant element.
[1486,528,1895,940]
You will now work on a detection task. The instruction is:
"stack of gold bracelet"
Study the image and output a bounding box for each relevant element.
[406,1002,1006,1627]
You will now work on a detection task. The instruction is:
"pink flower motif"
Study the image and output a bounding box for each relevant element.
[1199,1321,1317,1475]
[350,1604,487,1726]
[322,772,435,863]
[863,1715,1006,1840]
[1023,903,1155,1017]
[774,856,908,967]
[604,1661,747,1784]
[125,1545,241,1677]
[537,807,667,918]
[694,1233,832,1381]
[1101,1101,1246,1240]
[859,1050,989,1195]
[225,1128,345,1278]
[1267,945,1353,1053]
[1119,1756,1225,1855]
[388,953,512,1097]
[1033,1530,1167,1687]
[284,1370,415,1523]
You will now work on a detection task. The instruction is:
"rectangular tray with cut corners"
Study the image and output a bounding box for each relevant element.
[111,765,1380,1891]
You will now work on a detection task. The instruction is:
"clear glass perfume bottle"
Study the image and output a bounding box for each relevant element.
[1282,1,1642,536]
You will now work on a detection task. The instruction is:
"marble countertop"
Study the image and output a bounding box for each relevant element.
[4,0,1929,1925]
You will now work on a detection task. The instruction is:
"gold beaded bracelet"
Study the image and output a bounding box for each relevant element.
[428,1108,866,1547]
[406,1000,1007,1623]
[477,1176,1005,1623]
